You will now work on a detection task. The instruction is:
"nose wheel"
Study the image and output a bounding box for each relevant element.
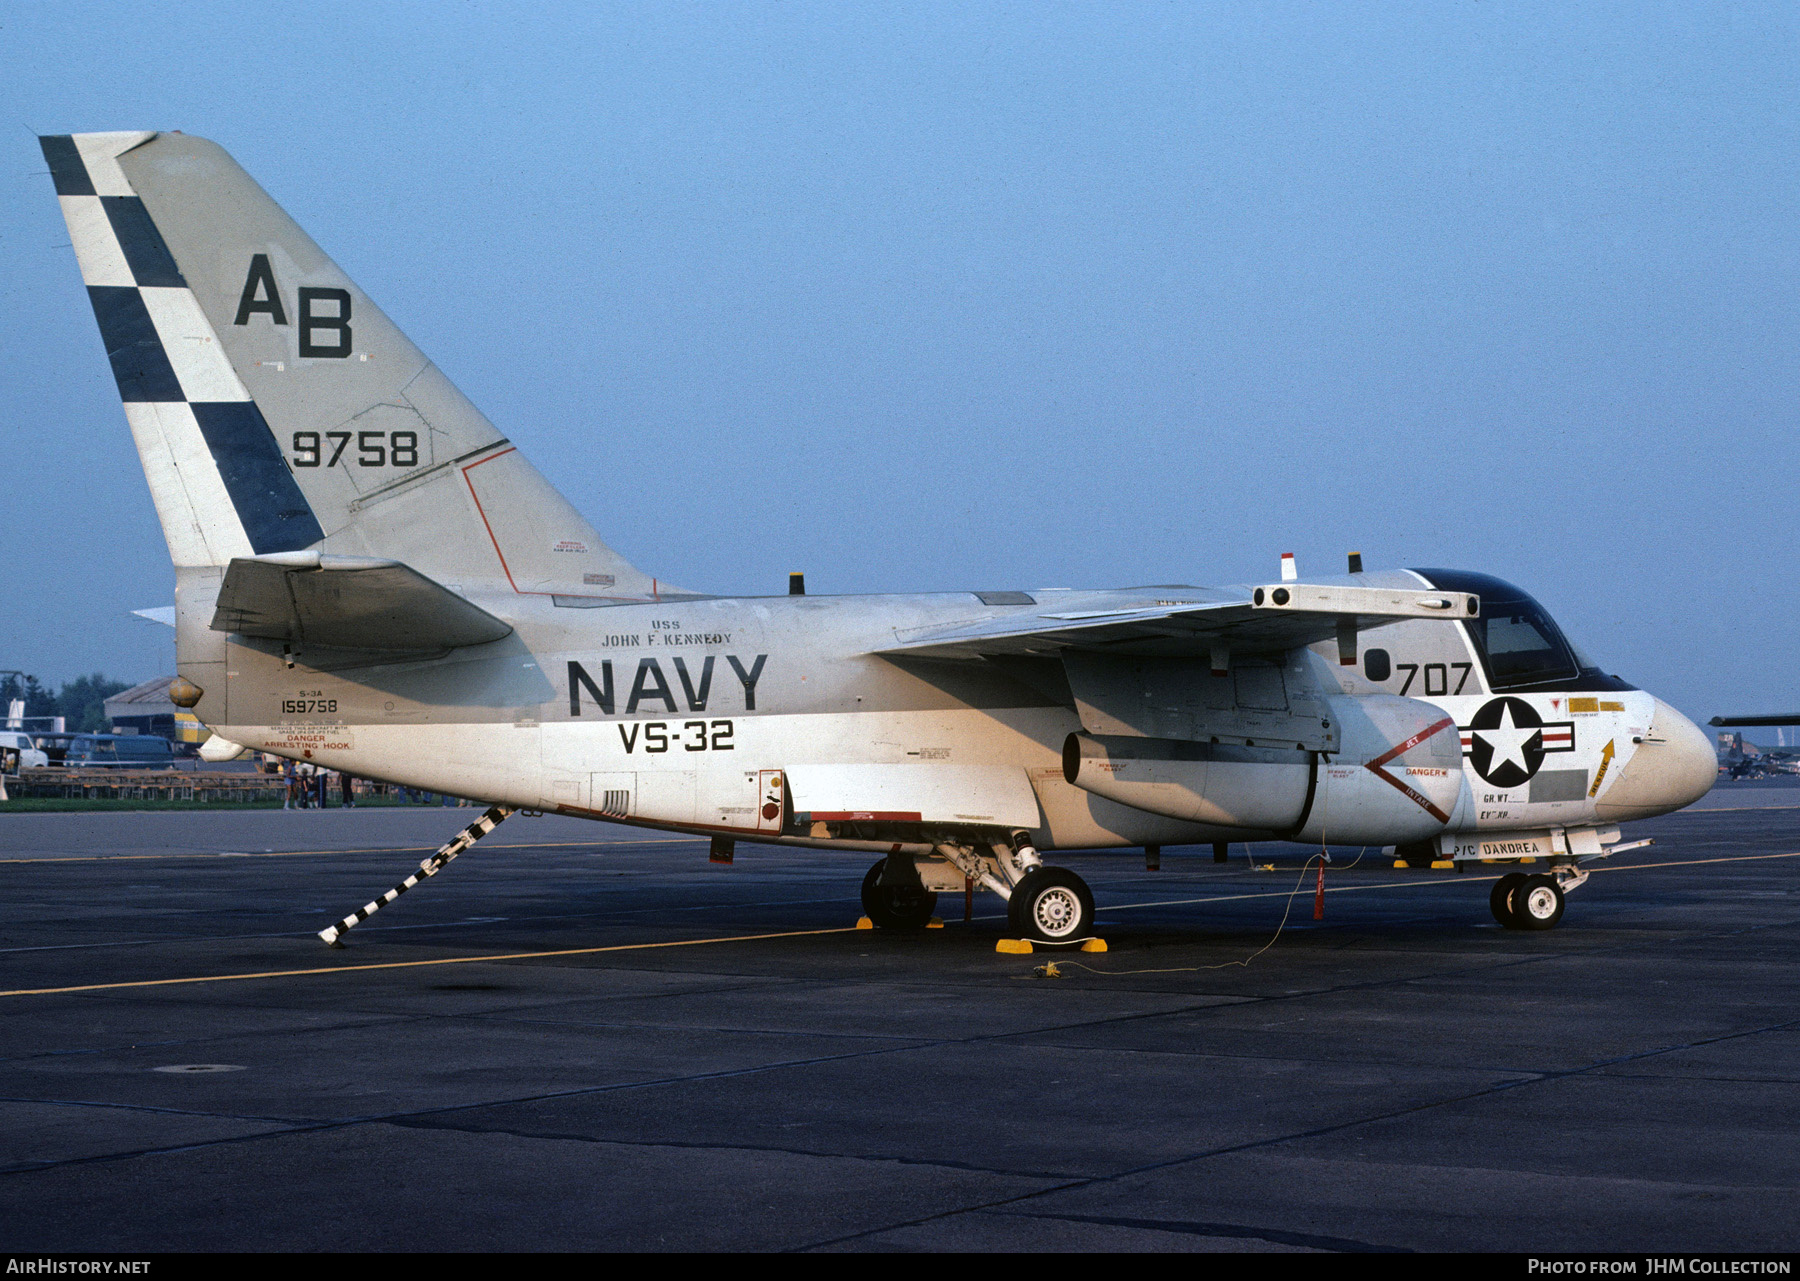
[1007,867,1096,943]
[1491,872,1566,930]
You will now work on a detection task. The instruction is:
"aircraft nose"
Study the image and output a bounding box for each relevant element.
[1594,697,1717,821]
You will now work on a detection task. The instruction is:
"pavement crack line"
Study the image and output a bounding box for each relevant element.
[0,1036,970,1182]
[382,1117,1090,1184]
[0,1095,307,1127]
[1003,1210,1409,1253]
[0,983,1351,1184]
[790,1002,1800,1251]
[7,843,1799,1210]
[9,961,1800,1234]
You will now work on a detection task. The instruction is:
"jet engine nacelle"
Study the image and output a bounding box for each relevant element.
[1063,733,1314,831]
[1063,694,1466,844]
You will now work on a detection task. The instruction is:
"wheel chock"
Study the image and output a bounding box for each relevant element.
[1393,859,1411,869]
[996,938,1033,954]
[1430,860,1455,870]
[855,916,874,930]
[1080,938,1108,953]
[926,917,945,929]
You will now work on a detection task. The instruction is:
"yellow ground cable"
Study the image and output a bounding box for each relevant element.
[0,838,693,865]
[6,848,1796,998]
[0,926,859,998]
[1049,847,1800,977]
[1665,804,1800,813]
[1049,855,1328,977]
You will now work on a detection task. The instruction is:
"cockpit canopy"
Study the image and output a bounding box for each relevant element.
[1410,569,1633,694]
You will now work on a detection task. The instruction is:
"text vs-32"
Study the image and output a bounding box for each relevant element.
[620,721,735,753]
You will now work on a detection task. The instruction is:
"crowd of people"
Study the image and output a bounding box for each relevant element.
[277,759,466,810]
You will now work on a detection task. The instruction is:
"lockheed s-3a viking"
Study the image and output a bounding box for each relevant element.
[39,131,1717,946]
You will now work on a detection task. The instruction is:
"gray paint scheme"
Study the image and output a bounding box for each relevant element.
[42,131,1718,904]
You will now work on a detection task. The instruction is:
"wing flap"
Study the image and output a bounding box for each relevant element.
[211,552,513,650]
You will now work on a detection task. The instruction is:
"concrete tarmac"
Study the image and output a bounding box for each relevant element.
[1,785,1797,1252]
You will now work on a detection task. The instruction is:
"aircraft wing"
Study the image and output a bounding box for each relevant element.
[211,552,513,651]
[1710,714,1800,727]
[877,583,1477,661]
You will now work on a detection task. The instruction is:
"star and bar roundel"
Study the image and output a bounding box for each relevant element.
[1461,697,1575,788]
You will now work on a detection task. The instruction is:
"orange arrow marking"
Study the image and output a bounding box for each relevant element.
[1588,738,1615,798]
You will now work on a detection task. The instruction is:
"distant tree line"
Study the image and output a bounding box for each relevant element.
[0,673,132,734]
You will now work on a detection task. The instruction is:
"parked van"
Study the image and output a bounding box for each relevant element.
[62,734,175,769]
[0,732,49,773]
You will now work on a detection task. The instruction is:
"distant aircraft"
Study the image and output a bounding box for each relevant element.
[1709,717,1800,780]
[40,131,1716,943]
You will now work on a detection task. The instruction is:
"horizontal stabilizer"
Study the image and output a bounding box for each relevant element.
[198,735,251,762]
[878,583,1478,660]
[211,552,513,651]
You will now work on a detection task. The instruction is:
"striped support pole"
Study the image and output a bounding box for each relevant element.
[318,805,514,947]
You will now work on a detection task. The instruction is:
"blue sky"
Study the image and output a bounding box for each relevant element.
[1,2,1794,720]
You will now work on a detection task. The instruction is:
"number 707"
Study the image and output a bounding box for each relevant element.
[1394,662,1472,696]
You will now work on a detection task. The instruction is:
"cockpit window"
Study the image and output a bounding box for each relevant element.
[1470,599,1579,688]
[1410,568,1585,691]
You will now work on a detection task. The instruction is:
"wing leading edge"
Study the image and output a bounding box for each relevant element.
[875,582,1479,661]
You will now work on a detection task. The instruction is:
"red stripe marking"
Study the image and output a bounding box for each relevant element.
[463,448,656,603]
[1368,716,1456,771]
[807,811,923,823]
[1363,716,1456,824]
[461,448,523,593]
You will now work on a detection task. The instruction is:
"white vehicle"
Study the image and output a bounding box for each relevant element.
[39,131,1716,945]
[0,733,50,773]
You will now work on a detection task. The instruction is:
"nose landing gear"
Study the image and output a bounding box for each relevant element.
[1008,867,1096,943]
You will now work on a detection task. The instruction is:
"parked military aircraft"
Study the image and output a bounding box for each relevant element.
[41,131,1716,944]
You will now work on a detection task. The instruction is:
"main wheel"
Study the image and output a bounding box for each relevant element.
[1490,873,1527,927]
[1513,874,1565,931]
[1007,867,1095,944]
[860,859,937,930]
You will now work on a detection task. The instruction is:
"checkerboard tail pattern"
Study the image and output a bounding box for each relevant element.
[41,133,322,564]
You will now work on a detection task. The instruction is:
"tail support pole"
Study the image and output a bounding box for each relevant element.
[318,805,515,947]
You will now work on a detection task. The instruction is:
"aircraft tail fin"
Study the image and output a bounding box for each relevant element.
[41,131,669,602]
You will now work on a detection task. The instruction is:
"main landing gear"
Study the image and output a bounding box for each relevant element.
[860,837,1097,944]
[1490,868,1585,931]
[860,858,938,930]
